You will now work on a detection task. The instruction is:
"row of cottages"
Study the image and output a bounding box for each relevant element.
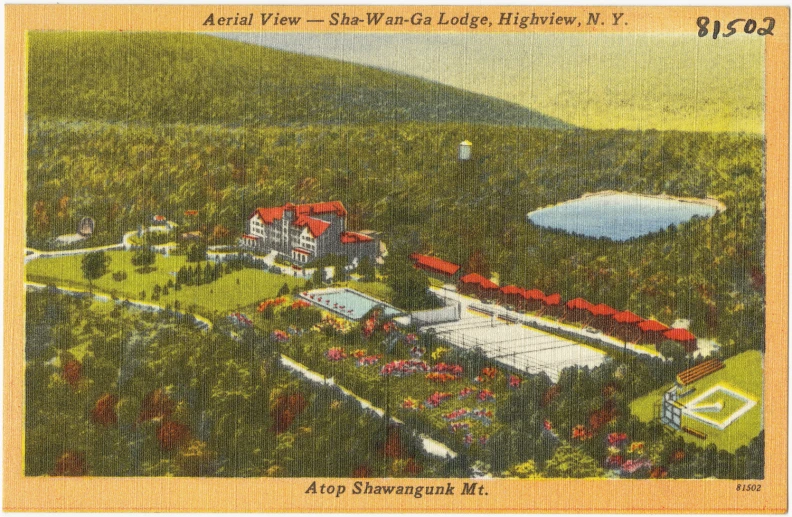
[561,297,698,352]
[460,275,698,353]
[405,253,698,353]
[241,201,379,264]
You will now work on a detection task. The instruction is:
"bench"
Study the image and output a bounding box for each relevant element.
[682,426,707,440]
[677,359,724,386]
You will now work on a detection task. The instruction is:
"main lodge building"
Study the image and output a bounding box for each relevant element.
[241,201,379,264]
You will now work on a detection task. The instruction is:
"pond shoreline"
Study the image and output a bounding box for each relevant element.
[579,190,726,213]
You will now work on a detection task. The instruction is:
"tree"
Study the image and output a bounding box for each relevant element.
[505,460,543,478]
[465,249,490,276]
[186,242,207,263]
[659,340,686,363]
[357,256,376,282]
[81,251,110,289]
[278,283,290,296]
[544,444,602,478]
[131,247,156,268]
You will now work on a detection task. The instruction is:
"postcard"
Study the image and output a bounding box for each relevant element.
[4,4,788,513]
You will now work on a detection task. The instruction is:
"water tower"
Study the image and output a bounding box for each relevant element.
[458,140,472,161]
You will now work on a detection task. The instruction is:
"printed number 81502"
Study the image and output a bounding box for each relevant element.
[697,17,775,39]
[736,484,762,492]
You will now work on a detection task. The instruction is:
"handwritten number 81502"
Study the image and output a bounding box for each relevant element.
[697,17,775,39]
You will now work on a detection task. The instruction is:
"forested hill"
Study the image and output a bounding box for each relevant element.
[27,32,570,129]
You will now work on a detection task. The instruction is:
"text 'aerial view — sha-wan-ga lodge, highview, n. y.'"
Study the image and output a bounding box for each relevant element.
[22,29,766,482]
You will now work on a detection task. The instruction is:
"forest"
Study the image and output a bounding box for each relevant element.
[24,31,767,478]
[25,291,447,477]
[27,119,765,354]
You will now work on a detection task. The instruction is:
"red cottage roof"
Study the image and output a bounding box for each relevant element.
[663,328,696,342]
[543,293,562,306]
[590,303,618,316]
[638,320,669,332]
[294,214,331,238]
[500,285,524,295]
[341,231,374,244]
[153,215,166,222]
[184,210,199,216]
[460,273,498,290]
[522,289,546,301]
[613,310,643,324]
[242,234,259,240]
[410,253,461,276]
[566,298,594,311]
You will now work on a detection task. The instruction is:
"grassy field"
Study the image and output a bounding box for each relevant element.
[26,251,305,317]
[630,350,763,452]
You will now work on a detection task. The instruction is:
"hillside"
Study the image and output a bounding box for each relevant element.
[27,32,569,129]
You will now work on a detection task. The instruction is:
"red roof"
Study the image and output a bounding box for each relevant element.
[638,320,669,332]
[153,215,166,221]
[341,231,374,245]
[613,310,643,324]
[293,201,347,218]
[566,297,594,311]
[292,247,311,255]
[663,328,696,341]
[254,206,285,224]
[522,289,546,301]
[590,303,618,316]
[294,214,331,238]
[242,234,259,240]
[410,253,461,276]
[459,273,498,290]
[184,210,199,216]
[251,201,347,238]
[543,293,562,306]
[500,285,524,295]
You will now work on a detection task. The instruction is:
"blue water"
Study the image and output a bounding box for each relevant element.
[301,288,401,320]
[527,193,718,241]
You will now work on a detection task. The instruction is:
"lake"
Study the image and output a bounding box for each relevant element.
[527,192,720,241]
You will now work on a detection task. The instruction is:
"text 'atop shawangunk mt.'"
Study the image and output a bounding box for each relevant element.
[305,481,489,498]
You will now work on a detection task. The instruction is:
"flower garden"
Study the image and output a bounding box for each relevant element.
[245,296,517,455]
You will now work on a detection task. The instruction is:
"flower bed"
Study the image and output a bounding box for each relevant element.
[379,360,429,377]
[271,329,290,343]
[356,355,381,367]
[424,391,453,409]
[325,347,347,361]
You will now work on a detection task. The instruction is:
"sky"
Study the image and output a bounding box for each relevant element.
[214,32,764,133]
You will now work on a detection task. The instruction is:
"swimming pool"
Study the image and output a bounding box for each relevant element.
[299,288,401,320]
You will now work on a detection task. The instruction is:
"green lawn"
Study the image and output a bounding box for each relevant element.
[630,350,763,452]
[26,251,305,317]
[337,280,395,305]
